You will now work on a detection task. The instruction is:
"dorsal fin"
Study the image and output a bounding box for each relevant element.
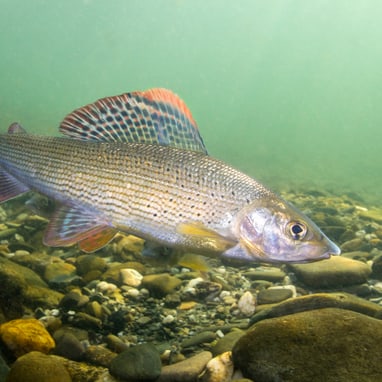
[8,122,27,134]
[59,88,208,154]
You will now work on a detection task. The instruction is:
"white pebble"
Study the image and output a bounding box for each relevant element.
[120,268,143,287]
[162,314,176,324]
[198,351,234,382]
[97,281,117,292]
[237,291,256,316]
[216,330,224,338]
[126,288,140,297]
[186,277,204,288]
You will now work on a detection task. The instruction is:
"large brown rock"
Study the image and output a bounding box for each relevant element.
[0,318,55,357]
[233,308,382,382]
[0,257,63,319]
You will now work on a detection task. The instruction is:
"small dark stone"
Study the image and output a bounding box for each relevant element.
[109,343,161,380]
[59,291,89,310]
[0,351,9,381]
[84,345,117,367]
[53,332,85,361]
[181,331,216,349]
[371,253,382,280]
[76,255,107,276]
[164,293,181,308]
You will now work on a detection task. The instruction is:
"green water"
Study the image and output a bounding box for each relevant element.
[1,0,381,205]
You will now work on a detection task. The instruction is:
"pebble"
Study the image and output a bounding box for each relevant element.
[211,329,245,356]
[289,256,372,288]
[59,291,89,310]
[237,291,256,316]
[142,273,182,297]
[181,331,216,349]
[0,318,55,357]
[102,261,146,285]
[340,237,365,252]
[84,345,117,368]
[109,343,161,380]
[198,351,234,382]
[243,267,286,282]
[257,286,294,304]
[119,268,143,287]
[96,281,118,293]
[359,208,382,224]
[44,261,78,287]
[0,353,9,380]
[105,334,129,353]
[371,252,382,279]
[53,332,85,361]
[157,351,212,382]
[76,254,107,275]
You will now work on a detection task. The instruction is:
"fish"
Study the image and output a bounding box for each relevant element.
[0,88,340,263]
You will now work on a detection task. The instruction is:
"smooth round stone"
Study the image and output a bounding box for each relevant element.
[211,329,245,356]
[158,351,212,382]
[289,256,371,288]
[243,268,286,282]
[53,332,85,361]
[233,308,382,382]
[142,273,182,297]
[181,331,216,349]
[257,287,293,305]
[84,345,117,368]
[44,262,79,287]
[340,238,364,252]
[359,208,382,224]
[6,351,71,382]
[76,255,107,276]
[341,251,373,261]
[109,343,161,380]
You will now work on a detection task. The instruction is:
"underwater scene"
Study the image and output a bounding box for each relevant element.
[0,1,382,381]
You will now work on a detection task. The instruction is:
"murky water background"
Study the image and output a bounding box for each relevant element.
[0,0,381,204]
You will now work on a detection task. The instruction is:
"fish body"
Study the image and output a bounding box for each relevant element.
[0,88,340,263]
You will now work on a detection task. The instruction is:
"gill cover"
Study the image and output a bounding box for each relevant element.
[231,197,341,263]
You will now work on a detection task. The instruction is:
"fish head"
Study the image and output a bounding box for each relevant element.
[234,197,341,263]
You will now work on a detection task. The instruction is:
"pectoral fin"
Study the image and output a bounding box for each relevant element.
[43,204,118,252]
[176,222,235,253]
[221,241,265,262]
[78,227,118,252]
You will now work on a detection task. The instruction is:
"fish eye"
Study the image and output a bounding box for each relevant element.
[287,221,307,240]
